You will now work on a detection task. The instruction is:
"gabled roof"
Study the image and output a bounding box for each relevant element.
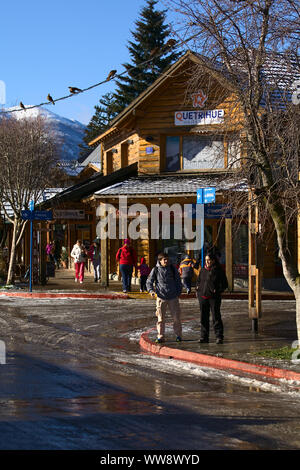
[89,49,300,147]
[88,51,208,146]
[79,144,102,168]
[41,162,138,206]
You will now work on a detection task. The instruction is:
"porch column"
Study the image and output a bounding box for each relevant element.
[101,238,109,287]
[225,218,233,291]
[100,202,109,287]
[248,189,262,332]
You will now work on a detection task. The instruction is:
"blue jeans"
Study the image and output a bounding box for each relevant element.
[119,264,133,292]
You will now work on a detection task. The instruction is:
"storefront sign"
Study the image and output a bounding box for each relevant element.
[53,209,85,219]
[21,210,53,220]
[187,204,232,219]
[175,109,224,126]
[204,204,232,219]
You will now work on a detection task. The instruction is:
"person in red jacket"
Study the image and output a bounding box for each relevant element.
[116,239,137,293]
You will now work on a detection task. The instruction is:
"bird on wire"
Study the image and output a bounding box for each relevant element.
[47,94,55,105]
[106,70,117,81]
[19,102,26,110]
[165,39,176,49]
[69,86,82,94]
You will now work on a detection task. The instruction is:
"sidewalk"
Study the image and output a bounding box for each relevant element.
[1,268,299,384]
[139,297,300,384]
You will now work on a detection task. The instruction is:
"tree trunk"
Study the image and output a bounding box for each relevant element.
[279,247,300,347]
[6,220,18,286]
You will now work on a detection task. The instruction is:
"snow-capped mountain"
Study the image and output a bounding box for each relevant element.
[3,106,86,161]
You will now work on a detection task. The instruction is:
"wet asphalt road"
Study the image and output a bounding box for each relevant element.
[0,296,299,451]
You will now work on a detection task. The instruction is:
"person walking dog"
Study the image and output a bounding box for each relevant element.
[196,251,228,344]
[146,252,183,344]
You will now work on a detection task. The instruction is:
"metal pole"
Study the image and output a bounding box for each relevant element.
[29,200,34,293]
[29,219,33,293]
[201,203,204,268]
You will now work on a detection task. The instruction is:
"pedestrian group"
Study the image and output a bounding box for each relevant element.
[47,237,228,345]
[115,239,228,345]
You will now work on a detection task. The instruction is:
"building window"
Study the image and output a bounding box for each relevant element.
[166,136,180,171]
[227,136,241,169]
[182,136,224,170]
[165,135,226,171]
[121,143,129,168]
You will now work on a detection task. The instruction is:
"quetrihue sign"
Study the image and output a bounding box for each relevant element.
[175,109,224,126]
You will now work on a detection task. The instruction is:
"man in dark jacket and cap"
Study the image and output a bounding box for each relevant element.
[147,252,182,344]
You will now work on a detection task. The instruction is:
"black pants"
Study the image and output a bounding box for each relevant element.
[140,275,148,292]
[197,295,224,340]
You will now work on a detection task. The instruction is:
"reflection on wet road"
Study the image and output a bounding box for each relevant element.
[0,297,299,450]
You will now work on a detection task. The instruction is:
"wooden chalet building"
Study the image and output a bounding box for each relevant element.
[84,50,288,293]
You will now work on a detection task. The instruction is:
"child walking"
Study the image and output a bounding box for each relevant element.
[138,257,151,292]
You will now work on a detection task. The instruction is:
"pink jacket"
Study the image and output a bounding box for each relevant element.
[138,264,151,276]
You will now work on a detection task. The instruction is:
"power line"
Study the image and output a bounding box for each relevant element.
[0,34,197,115]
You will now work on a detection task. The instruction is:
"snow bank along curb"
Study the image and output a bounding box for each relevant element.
[0,292,129,300]
[139,329,300,383]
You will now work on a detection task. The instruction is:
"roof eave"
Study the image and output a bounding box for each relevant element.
[88,50,196,146]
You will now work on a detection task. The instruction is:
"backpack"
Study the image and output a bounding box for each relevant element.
[180,259,194,277]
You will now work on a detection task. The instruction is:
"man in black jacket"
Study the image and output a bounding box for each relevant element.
[196,252,228,344]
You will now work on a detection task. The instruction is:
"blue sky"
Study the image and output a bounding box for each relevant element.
[1,0,176,125]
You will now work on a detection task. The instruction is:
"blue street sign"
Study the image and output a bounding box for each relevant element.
[197,187,216,204]
[187,204,232,219]
[21,208,53,293]
[21,210,53,221]
[204,204,232,219]
[196,187,216,268]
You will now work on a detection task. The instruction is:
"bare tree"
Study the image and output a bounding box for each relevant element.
[0,115,59,284]
[167,0,300,340]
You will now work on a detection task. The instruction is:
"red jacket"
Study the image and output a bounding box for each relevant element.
[116,245,137,266]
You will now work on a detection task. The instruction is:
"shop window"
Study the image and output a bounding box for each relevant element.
[182,136,224,170]
[165,135,225,171]
[227,137,241,169]
[166,136,180,171]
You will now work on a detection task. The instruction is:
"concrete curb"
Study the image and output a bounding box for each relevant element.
[139,329,300,383]
[0,290,294,301]
[0,291,129,300]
